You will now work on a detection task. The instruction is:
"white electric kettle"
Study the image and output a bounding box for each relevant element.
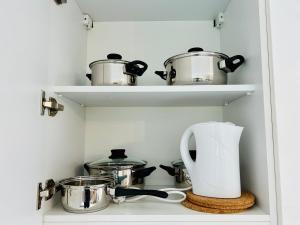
[180,122,243,198]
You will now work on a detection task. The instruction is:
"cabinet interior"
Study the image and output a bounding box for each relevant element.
[47,0,275,221]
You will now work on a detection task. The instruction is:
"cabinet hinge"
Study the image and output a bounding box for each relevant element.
[83,14,94,30]
[214,12,225,29]
[40,90,64,117]
[37,179,57,210]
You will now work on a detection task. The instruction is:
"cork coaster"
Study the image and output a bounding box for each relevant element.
[186,191,255,210]
[182,200,246,214]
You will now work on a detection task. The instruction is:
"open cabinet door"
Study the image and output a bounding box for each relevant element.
[267,0,300,225]
[0,1,86,225]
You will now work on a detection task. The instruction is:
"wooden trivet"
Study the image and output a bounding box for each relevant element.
[186,191,255,210]
[182,200,246,214]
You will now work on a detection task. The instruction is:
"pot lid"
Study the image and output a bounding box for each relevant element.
[87,149,147,169]
[172,150,196,168]
[89,53,129,68]
[164,47,229,67]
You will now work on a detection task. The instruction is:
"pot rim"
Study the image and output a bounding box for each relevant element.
[171,160,186,169]
[164,51,229,67]
[89,59,129,68]
[87,161,147,170]
[59,176,114,189]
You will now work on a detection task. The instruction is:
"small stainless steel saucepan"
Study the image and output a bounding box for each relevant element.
[84,149,156,188]
[58,176,168,213]
[86,53,148,86]
[160,150,196,188]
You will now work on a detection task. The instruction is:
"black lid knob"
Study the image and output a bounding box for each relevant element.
[109,149,127,159]
[107,53,122,60]
[188,47,204,53]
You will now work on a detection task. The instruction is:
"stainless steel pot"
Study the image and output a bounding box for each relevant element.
[58,176,168,213]
[155,47,245,85]
[84,149,156,188]
[86,53,148,86]
[159,150,196,188]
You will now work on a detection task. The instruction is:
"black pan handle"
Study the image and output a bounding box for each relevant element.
[86,74,92,81]
[125,60,148,76]
[188,47,204,52]
[83,163,90,173]
[107,53,122,60]
[114,187,168,198]
[134,166,156,178]
[155,71,167,80]
[218,55,245,73]
[159,165,176,176]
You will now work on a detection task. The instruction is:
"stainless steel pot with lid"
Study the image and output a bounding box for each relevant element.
[160,150,196,188]
[59,176,168,213]
[86,53,148,86]
[155,47,245,85]
[84,149,156,188]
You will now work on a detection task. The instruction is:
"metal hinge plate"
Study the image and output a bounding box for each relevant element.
[41,90,64,117]
[214,12,225,29]
[37,179,56,210]
[83,14,94,30]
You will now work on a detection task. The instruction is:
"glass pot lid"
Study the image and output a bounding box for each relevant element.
[88,149,147,169]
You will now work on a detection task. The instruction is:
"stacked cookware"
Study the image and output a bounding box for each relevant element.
[55,149,190,213]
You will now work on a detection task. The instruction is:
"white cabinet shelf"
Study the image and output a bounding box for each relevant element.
[51,85,255,107]
[44,200,269,224]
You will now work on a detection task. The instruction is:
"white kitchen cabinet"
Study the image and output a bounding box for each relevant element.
[0,0,282,225]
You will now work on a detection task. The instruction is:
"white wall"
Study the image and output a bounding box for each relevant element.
[267,0,300,225]
[84,107,223,185]
[0,1,86,225]
[86,21,220,85]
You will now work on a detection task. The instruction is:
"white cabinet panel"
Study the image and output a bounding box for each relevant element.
[268,0,300,225]
[0,1,86,225]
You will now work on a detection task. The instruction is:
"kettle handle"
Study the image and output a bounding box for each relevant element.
[180,126,195,172]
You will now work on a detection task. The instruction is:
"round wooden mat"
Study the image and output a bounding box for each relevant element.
[182,200,246,214]
[186,191,255,210]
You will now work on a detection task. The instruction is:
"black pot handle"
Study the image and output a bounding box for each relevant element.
[218,55,245,73]
[86,74,92,81]
[134,166,156,178]
[125,60,148,76]
[170,66,176,79]
[83,163,90,173]
[159,165,176,176]
[188,47,204,52]
[114,187,168,198]
[155,71,167,80]
[107,53,122,60]
[84,188,91,208]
